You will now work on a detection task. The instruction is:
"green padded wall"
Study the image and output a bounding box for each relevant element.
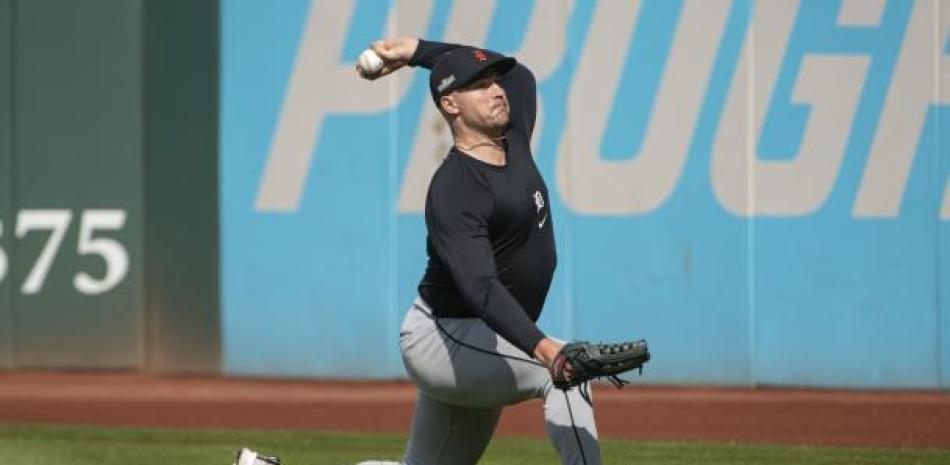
[0,0,12,369]
[143,0,221,373]
[11,0,145,367]
[0,0,220,372]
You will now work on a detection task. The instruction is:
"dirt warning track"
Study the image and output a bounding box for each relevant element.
[0,372,947,449]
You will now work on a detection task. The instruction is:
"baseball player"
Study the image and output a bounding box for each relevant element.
[235,37,647,465]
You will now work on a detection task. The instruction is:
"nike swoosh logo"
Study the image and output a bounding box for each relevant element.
[538,213,548,229]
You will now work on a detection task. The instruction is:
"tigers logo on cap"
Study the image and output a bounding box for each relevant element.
[473,49,488,61]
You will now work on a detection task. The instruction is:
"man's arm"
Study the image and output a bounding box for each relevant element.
[358,38,538,142]
[355,37,419,80]
[355,38,463,77]
[501,63,538,140]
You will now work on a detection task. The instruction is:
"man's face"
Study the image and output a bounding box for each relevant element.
[441,71,510,133]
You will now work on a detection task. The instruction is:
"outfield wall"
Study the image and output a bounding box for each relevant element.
[0,0,147,368]
[0,0,219,373]
[221,0,950,389]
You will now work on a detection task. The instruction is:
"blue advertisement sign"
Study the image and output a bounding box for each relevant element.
[222,0,950,387]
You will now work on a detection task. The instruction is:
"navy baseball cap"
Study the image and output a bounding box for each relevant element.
[429,47,516,104]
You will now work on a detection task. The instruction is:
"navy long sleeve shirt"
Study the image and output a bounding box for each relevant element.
[412,40,556,356]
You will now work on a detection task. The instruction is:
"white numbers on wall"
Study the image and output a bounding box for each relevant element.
[74,210,129,295]
[16,210,73,294]
[2,209,129,295]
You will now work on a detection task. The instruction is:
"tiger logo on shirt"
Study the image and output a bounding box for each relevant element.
[533,190,547,229]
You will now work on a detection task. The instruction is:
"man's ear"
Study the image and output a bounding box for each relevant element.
[440,94,459,116]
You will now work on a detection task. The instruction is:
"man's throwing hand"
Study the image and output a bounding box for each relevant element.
[356,37,419,80]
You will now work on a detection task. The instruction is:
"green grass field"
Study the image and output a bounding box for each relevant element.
[1,424,947,465]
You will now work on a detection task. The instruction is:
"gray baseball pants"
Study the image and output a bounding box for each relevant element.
[396,298,601,465]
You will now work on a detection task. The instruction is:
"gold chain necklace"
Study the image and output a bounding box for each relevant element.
[455,136,506,152]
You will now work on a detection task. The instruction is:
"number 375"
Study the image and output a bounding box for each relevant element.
[0,209,129,295]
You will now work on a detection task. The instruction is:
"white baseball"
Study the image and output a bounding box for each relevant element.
[358,49,384,74]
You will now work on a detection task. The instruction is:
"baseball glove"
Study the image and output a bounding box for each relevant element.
[550,339,650,390]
